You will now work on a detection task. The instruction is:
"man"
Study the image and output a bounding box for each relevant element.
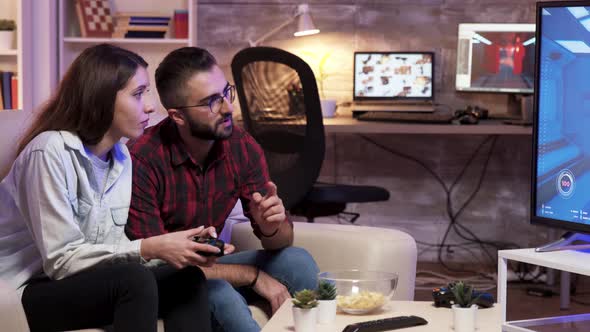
[125,47,319,332]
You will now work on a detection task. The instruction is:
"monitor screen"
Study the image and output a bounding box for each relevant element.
[456,23,536,94]
[532,2,590,234]
[353,52,434,101]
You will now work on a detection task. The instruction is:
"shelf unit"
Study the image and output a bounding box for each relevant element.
[58,0,197,123]
[0,0,32,113]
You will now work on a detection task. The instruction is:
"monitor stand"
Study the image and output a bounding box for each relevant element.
[535,232,590,252]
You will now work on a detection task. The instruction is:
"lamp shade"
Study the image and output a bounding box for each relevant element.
[294,4,319,37]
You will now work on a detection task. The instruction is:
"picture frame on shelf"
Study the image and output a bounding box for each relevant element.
[75,0,114,38]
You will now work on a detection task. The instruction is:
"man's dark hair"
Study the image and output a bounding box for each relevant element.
[155,47,217,109]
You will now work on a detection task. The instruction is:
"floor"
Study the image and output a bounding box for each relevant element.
[414,262,590,328]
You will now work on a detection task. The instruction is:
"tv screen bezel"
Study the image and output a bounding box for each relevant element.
[530,0,590,235]
[455,23,536,94]
[352,51,435,102]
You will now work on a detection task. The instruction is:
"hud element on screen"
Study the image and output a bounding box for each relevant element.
[556,170,575,199]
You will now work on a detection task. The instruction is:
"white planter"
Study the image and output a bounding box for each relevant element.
[320,99,337,118]
[292,306,317,332]
[0,31,15,50]
[317,299,337,324]
[452,304,477,332]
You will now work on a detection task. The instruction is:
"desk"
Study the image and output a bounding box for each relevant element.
[261,301,501,332]
[323,115,532,135]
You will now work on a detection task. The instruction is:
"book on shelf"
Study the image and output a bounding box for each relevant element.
[112,31,167,39]
[75,0,114,38]
[0,77,3,110]
[114,25,168,32]
[115,12,171,19]
[112,12,171,39]
[1,71,14,110]
[174,10,188,39]
[10,75,17,109]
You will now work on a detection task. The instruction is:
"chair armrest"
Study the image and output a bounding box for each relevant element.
[0,279,30,332]
[230,221,417,300]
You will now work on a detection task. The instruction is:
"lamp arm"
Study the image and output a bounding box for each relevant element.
[249,15,299,47]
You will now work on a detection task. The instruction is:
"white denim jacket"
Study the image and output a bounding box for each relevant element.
[0,131,142,294]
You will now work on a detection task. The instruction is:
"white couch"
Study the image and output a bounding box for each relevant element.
[0,221,417,331]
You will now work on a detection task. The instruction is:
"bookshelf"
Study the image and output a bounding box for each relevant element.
[58,0,197,124]
[0,0,32,113]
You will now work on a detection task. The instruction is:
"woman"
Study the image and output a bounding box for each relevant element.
[0,44,230,331]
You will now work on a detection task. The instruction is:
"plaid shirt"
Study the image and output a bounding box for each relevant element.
[125,117,279,239]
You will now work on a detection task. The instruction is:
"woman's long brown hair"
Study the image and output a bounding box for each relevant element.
[17,44,147,155]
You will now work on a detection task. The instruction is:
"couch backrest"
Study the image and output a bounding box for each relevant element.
[230,221,417,301]
[0,111,31,179]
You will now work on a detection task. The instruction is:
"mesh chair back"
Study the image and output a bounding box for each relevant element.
[231,47,325,209]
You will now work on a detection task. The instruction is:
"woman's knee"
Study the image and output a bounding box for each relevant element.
[114,263,158,301]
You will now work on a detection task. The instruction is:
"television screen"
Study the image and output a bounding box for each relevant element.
[353,52,434,101]
[456,23,536,93]
[532,2,590,235]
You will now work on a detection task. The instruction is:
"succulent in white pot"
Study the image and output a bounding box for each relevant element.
[0,19,16,50]
[316,279,337,324]
[292,289,318,332]
[450,281,480,332]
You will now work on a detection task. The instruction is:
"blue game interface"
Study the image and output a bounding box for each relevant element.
[536,6,590,224]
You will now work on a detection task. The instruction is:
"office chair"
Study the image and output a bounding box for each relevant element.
[231,46,389,222]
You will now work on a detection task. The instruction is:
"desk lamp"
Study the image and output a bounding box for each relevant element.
[248,4,319,47]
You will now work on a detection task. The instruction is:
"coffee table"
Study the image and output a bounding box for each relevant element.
[261,300,501,331]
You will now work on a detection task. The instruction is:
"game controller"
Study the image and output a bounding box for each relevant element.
[432,284,495,308]
[193,237,225,257]
[454,105,489,125]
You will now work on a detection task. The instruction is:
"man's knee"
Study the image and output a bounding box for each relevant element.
[269,247,319,291]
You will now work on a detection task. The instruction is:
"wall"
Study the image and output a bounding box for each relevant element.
[196,0,550,263]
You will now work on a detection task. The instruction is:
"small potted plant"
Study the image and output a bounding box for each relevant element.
[301,50,337,118]
[450,281,480,332]
[316,280,337,323]
[0,19,16,50]
[292,289,318,332]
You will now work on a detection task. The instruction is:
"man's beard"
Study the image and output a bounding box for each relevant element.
[186,115,233,140]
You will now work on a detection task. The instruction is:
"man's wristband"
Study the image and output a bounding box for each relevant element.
[249,268,260,288]
[259,226,280,238]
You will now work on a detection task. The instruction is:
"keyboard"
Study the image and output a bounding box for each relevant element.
[342,315,428,332]
[355,110,454,124]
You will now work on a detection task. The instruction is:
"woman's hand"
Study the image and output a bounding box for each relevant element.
[141,226,224,269]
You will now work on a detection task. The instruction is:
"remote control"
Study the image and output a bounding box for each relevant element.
[342,315,427,332]
[193,237,225,257]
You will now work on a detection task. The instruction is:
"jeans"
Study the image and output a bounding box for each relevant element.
[208,246,319,332]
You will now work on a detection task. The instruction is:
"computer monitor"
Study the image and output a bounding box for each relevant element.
[532,1,590,251]
[353,52,434,101]
[456,23,536,94]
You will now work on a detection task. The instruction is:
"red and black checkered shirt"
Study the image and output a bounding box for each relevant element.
[125,117,275,239]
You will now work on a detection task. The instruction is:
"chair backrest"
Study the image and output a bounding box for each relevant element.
[231,47,325,209]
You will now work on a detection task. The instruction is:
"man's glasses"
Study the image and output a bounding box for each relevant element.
[172,84,236,114]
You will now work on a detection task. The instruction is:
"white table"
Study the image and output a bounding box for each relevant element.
[261,301,501,332]
[498,248,590,331]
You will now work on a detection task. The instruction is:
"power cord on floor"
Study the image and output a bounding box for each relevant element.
[358,134,520,278]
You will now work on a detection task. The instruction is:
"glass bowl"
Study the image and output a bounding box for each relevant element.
[318,270,398,314]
